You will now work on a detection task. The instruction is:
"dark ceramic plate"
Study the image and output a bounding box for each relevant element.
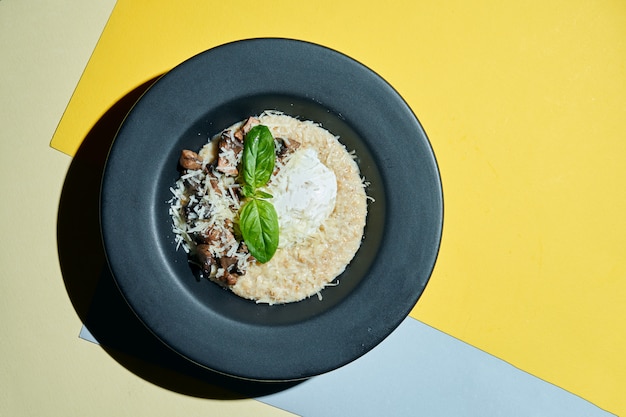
[101,38,442,381]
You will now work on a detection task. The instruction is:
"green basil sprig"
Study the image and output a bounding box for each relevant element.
[239,125,279,263]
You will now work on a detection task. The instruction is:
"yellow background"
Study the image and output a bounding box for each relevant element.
[16,0,626,415]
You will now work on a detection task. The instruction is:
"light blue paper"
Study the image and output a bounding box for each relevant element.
[79,325,99,344]
[256,318,614,417]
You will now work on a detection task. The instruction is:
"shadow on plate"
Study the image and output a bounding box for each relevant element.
[56,75,302,399]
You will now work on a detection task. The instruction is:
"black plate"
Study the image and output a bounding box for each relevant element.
[101,38,443,381]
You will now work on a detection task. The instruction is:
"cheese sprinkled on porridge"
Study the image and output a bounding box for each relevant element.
[169,111,368,304]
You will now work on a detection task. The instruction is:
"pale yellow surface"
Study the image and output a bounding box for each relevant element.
[4,0,624,415]
[0,1,291,416]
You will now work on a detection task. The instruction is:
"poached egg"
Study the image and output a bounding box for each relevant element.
[267,147,337,247]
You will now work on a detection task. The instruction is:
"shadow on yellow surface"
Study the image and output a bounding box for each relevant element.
[56,77,301,398]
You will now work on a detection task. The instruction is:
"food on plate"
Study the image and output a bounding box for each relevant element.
[169,111,368,304]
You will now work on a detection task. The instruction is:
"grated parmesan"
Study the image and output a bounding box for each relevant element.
[169,111,368,304]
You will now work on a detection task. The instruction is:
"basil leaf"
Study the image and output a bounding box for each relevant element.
[239,198,279,263]
[242,125,275,190]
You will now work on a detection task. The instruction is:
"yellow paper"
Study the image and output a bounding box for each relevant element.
[51,1,626,414]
